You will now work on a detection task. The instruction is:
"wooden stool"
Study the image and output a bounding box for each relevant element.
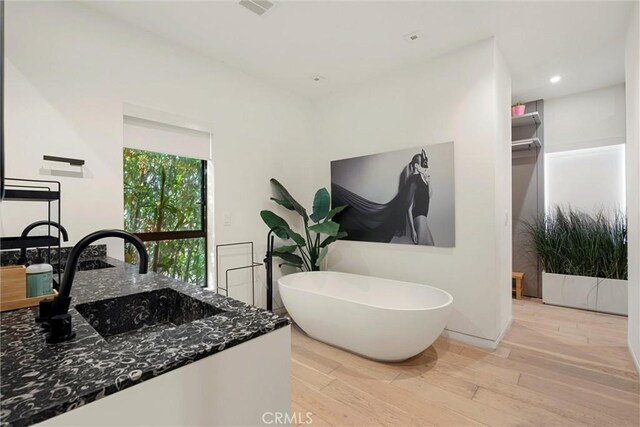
[512,272,524,300]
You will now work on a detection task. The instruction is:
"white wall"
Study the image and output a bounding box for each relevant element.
[315,39,512,348]
[625,3,640,373]
[1,1,316,310]
[546,145,626,214]
[495,45,513,338]
[545,84,626,153]
[543,85,627,217]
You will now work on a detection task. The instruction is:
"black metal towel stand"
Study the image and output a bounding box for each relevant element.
[215,242,262,307]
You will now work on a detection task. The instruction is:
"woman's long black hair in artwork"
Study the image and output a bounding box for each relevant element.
[332,149,433,245]
[399,149,428,192]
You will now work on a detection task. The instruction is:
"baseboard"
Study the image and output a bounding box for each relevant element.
[629,338,640,375]
[495,317,513,345]
[441,319,512,350]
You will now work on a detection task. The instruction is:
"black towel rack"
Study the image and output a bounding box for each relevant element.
[215,241,262,307]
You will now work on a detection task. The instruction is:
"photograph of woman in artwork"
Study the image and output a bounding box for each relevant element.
[331,143,455,247]
[398,149,435,245]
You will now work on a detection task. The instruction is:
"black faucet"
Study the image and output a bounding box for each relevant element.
[41,229,149,343]
[17,220,69,265]
[263,229,276,312]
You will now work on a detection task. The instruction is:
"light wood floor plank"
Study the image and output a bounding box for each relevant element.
[320,379,424,426]
[330,365,483,426]
[504,323,636,371]
[294,331,402,381]
[404,350,632,425]
[292,377,382,426]
[517,373,640,422]
[467,370,631,426]
[291,359,336,390]
[291,344,342,374]
[506,347,640,393]
[472,386,585,426]
[391,374,527,426]
[291,401,334,426]
[457,341,640,406]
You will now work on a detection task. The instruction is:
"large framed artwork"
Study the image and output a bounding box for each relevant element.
[331,142,455,247]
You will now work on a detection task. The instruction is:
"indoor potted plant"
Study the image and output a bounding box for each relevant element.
[260,178,347,271]
[512,102,526,117]
[525,207,628,315]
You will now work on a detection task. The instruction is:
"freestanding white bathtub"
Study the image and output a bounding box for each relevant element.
[278,271,453,362]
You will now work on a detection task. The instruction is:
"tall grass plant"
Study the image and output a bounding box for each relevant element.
[525,206,627,280]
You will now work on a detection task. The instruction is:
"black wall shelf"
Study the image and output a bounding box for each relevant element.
[43,155,85,166]
[1,178,63,285]
[0,235,59,250]
[3,188,60,201]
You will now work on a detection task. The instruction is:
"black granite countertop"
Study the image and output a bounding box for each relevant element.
[0,257,290,426]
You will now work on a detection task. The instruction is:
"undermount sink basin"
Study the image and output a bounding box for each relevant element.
[75,288,223,342]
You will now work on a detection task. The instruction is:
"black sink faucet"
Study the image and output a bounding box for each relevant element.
[17,220,69,265]
[42,229,148,343]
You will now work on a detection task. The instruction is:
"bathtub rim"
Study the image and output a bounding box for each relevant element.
[278,270,454,312]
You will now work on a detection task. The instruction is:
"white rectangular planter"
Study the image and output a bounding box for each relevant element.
[542,272,628,315]
[596,278,628,315]
[542,272,597,310]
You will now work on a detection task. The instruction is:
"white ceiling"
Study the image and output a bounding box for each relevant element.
[85,1,634,102]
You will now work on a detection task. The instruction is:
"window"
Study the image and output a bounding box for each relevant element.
[123,148,207,286]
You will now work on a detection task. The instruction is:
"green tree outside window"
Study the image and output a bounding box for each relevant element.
[123,148,206,286]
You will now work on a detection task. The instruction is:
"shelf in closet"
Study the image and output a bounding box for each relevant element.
[511,138,541,152]
[511,112,540,127]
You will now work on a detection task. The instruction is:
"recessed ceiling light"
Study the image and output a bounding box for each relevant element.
[312,76,324,83]
[549,75,562,84]
[403,31,422,42]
